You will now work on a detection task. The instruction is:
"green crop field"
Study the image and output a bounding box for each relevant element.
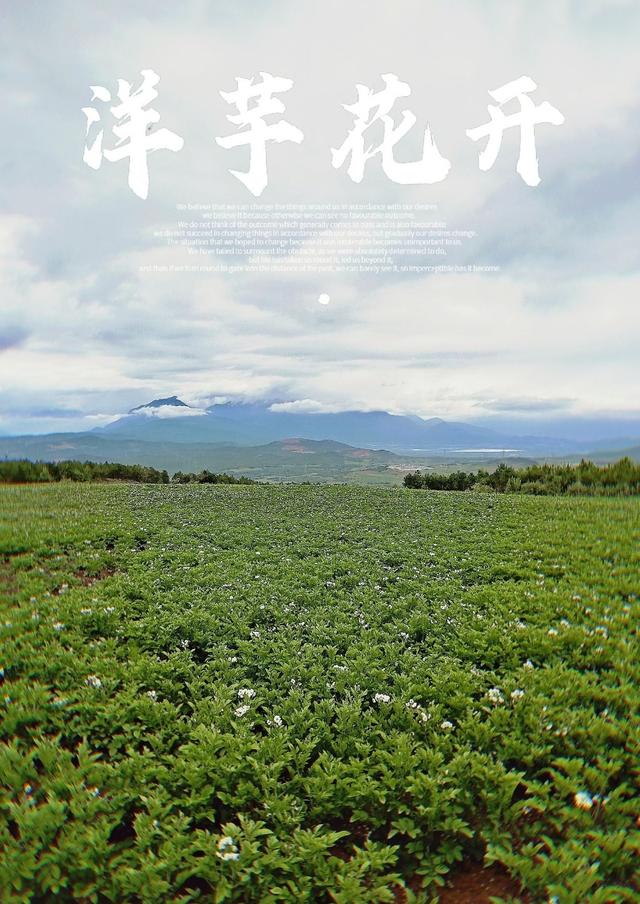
[1,484,639,903]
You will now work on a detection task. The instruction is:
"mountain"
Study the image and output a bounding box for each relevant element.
[7,397,639,468]
[129,395,190,412]
[3,419,635,483]
[96,397,584,455]
[206,402,504,450]
[100,397,260,445]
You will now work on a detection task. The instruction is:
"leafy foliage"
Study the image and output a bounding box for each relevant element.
[171,471,258,485]
[0,461,258,486]
[404,457,640,496]
[0,460,170,484]
[0,483,638,901]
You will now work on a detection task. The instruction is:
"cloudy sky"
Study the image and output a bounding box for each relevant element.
[1,0,639,436]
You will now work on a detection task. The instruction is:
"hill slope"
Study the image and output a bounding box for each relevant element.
[0,433,422,483]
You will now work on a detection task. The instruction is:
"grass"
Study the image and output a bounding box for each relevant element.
[0,483,639,902]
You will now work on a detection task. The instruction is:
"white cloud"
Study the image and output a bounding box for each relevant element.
[269,399,337,414]
[136,404,206,418]
[1,1,639,433]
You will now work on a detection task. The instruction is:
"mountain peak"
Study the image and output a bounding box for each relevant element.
[130,396,189,413]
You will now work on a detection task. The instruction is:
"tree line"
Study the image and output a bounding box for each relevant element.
[171,470,256,484]
[404,457,640,495]
[0,460,257,485]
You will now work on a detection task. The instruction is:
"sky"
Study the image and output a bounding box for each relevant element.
[1,0,639,436]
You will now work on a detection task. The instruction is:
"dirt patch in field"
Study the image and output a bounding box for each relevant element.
[437,862,529,903]
[281,442,314,454]
[0,563,19,598]
[73,566,117,587]
[391,877,423,903]
[51,566,118,594]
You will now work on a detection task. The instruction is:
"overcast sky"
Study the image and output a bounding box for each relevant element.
[1,0,639,435]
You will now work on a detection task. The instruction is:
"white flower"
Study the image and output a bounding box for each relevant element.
[440,720,454,731]
[548,628,558,636]
[80,608,92,615]
[216,836,240,861]
[510,688,525,701]
[85,675,102,688]
[523,659,534,670]
[487,687,504,705]
[272,714,283,727]
[405,699,419,709]
[373,693,391,704]
[574,790,594,810]
[250,630,261,638]
[104,606,115,614]
[52,622,65,632]
[237,688,256,700]
[146,690,158,701]
[234,704,250,717]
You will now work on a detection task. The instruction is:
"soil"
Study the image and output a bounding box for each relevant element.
[437,862,530,903]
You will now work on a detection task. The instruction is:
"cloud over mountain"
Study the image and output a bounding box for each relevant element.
[1,1,639,435]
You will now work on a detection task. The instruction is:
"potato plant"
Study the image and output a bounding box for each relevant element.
[0,484,638,902]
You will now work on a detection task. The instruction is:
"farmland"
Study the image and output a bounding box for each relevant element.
[0,483,639,902]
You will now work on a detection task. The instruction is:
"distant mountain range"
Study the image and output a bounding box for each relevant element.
[1,396,638,482]
[96,395,598,456]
